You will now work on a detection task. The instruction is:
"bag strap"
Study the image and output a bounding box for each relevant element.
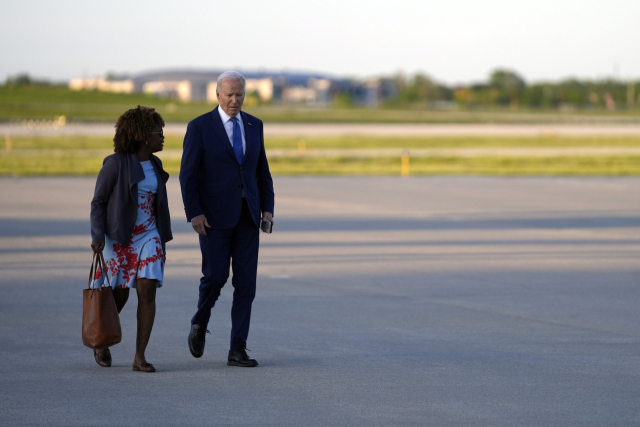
[98,252,112,288]
[86,251,112,289]
[87,252,98,289]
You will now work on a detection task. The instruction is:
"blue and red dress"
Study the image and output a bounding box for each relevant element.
[92,160,165,288]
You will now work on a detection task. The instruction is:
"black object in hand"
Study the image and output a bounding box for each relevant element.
[261,219,273,233]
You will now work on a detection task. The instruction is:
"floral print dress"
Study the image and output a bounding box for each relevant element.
[92,161,165,289]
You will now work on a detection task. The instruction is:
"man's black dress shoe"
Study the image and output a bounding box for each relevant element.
[227,347,258,367]
[188,324,209,358]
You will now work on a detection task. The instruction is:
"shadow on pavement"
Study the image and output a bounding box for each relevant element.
[2,215,639,238]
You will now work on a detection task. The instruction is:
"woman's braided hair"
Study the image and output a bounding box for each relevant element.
[113,105,165,154]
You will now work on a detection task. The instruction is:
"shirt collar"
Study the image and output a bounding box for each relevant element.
[218,106,242,124]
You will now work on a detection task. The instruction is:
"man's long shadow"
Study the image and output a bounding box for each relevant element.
[2,215,638,238]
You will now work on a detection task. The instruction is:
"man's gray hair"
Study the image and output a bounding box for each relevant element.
[216,71,246,91]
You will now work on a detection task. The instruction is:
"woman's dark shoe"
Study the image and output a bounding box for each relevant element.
[132,360,156,372]
[227,347,258,367]
[93,348,112,367]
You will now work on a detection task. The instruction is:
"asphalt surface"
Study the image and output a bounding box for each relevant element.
[0,176,639,426]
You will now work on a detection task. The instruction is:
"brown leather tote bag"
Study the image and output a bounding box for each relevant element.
[82,252,122,349]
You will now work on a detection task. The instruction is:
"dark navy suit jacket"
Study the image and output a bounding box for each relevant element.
[179,107,274,229]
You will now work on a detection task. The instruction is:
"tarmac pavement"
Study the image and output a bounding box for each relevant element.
[3,122,640,136]
[0,176,639,426]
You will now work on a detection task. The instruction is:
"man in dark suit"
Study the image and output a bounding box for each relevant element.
[179,71,274,367]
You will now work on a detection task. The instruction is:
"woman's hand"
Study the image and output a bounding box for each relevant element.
[91,240,105,253]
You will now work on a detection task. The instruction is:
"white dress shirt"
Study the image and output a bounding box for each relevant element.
[218,106,246,155]
[218,106,247,199]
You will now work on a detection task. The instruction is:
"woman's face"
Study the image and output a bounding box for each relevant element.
[147,125,164,153]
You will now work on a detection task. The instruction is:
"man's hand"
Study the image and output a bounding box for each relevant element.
[191,214,211,236]
[262,211,274,232]
[91,240,105,253]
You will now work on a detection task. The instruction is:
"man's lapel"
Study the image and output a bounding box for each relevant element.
[240,111,256,165]
[208,106,237,161]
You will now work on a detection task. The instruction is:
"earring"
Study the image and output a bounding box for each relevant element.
[146,141,149,145]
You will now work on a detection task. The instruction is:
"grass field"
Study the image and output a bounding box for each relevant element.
[2,134,639,176]
[2,86,639,175]
[3,85,640,124]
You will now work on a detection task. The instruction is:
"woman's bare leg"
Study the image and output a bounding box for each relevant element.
[113,288,130,313]
[134,278,157,364]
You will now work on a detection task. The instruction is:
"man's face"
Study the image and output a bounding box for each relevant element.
[216,78,245,117]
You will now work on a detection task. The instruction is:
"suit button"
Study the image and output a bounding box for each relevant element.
[238,184,243,189]
[239,167,243,171]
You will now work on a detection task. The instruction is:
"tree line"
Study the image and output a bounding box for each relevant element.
[381,69,639,110]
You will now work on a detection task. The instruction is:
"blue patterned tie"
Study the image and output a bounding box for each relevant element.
[230,117,243,164]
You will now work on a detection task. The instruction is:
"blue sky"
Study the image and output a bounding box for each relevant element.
[1,0,639,84]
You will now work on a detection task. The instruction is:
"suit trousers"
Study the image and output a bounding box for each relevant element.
[192,199,259,350]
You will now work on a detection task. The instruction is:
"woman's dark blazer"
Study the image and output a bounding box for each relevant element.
[91,152,172,247]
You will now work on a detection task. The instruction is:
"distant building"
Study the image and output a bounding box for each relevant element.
[68,69,395,106]
[282,78,333,105]
[246,78,277,102]
[132,70,212,101]
[282,86,316,104]
[142,80,191,102]
[69,77,134,94]
[361,79,382,106]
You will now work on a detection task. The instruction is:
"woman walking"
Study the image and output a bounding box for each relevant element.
[90,105,172,372]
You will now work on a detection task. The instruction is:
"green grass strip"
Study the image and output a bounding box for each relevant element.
[2,154,638,176]
[4,135,640,151]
